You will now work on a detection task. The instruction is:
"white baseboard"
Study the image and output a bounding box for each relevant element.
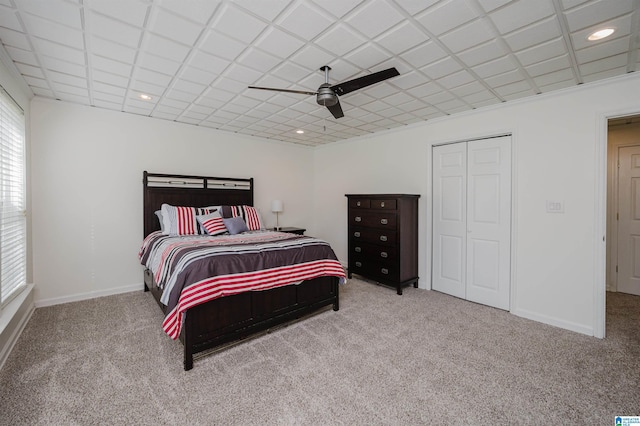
[0,284,35,371]
[511,307,594,337]
[35,283,144,308]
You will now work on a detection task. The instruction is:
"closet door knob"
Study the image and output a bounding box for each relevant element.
[355,216,361,222]
[380,235,388,242]
[380,218,388,225]
[354,231,360,237]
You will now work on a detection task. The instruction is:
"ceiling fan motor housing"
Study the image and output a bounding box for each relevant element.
[316,83,338,106]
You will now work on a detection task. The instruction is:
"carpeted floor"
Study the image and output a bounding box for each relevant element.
[1,278,639,425]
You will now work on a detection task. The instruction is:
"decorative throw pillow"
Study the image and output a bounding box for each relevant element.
[160,204,218,236]
[196,212,227,236]
[155,210,165,233]
[223,216,249,235]
[220,205,264,231]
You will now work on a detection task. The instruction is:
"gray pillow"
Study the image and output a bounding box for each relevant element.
[223,216,249,235]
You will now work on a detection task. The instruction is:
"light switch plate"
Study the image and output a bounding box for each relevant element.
[546,200,564,213]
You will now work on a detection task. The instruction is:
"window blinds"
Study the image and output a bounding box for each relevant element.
[0,86,26,307]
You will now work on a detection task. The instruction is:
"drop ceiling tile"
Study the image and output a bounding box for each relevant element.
[32,37,85,65]
[89,12,143,48]
[463,89,497,104]
[91,55,131,77]
[343,43,389,70]
[410,82,442,97]
[148,7,204,47]
[537,78,575,93]
[0,28,31,50]
[196,96,225,110]
[571,14,632,50]
[421,56,463,80]
[233,0,291,21]
[450,80,486,97]
[204,87,236,103]
[389,70,428,89]
[485,69,525,88]
[580,53,629,75]
[4,46,38,66]
[400,42,447,68]
[199,30,247,60]
[0,5,24,32]
[88,0,149,27]
[515,38,566,66]
[92,69,129,86]
[532,68,575,86]
[52,81,88,96]
[289,44,336,69]
[345,0,404,38]
[41,55,86,77]
[92,99,121,110]
[437,69,475,89]
[561,0,590,9]
[582,66,628,83]
[440,19,494,53]
[472,56,516,78]
[212,4,267,44]
[172,79,207,96]
[212,76,249,94]
[93,81,126,96]
[130,80,165,97]
[143,33,191,63]
[15,62,45,79]
[416,0,477,36]
[156,0,221,25]
[22,75,49,89]
[187,50,230,75]
[138,53,182,76]
[457,40,507,67]
[525,54,571,77]
[21,0,81,28]
[178,66,216,86]
[278,2,333,41]
[576,35,631,64]
[503,17,562,52]
[92,90,124,104]
[476,0,512,13]
[236,47,281,72]
[22,15,83,49]
[489,0,555,35]
[493,79,532,97]
[160,97,190,110]
[254,27,306,59]
[396,98,430,112]
[89,36,137,63]
[321,60,360,82]
[365,82,399,98]
[564,0,634,32]
[269,62,313,84]
[135,67,173,87]
[57,92,90,105]
[222,63,263,85]
[375,21,425,54]
[315,24,367,57]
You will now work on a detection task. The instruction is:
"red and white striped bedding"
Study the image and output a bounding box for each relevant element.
[139,230,346,339]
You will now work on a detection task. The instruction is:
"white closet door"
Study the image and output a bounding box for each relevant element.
[432,143,467,299]
[466,136,511,310]
[617,145,640,296]
[432,136,511,310]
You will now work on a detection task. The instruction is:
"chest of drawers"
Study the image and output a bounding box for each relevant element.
[345,194,419,295]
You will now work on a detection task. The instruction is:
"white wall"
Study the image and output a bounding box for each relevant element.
[313,72,640,337]
[30,98,314,305]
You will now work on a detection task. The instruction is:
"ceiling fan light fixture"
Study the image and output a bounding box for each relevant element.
[316,84,338,106]
[588,28,615,41]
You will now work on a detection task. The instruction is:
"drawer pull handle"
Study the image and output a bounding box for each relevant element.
[355,247,362,253]
[381,202,385,208]
[356,201,361,207]
[380,252,388,258]
[381,268,389,274]
[355,261,362,267]
[354,231,360,237]
[355,216,361,222]
[380,235,388,242]
[380,218,388,225]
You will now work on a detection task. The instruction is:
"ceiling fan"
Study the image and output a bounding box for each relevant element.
[248,66,400,119]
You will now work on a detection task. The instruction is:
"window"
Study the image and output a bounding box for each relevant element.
[0,85,26,307]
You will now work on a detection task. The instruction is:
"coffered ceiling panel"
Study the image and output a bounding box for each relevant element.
[0,0,637,146]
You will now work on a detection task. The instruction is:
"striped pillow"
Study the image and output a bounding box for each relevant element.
[160,204,219,236]
[196,212,227,236]
[220,205,264,231]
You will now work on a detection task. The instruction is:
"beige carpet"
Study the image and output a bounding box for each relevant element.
[1,278,639,425]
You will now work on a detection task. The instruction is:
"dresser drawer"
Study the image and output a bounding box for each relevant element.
[349,259,399,281]
[350,212,397,229]
[370,199,397,210]
[351,227,397,246]
[351,244,397,263]
[349,198,371,209]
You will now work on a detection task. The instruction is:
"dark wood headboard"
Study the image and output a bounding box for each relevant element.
[143,171,254,237]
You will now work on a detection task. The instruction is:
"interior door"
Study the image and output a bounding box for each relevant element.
[617,145,640,296]
[432,136,511,310]
[432,142,467,299]
[465,136,511,310]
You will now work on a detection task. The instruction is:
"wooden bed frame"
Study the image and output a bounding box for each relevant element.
[142,171,339,370]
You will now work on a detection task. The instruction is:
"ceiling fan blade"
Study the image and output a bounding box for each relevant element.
[248,86,317,96]
[331,67,400,96]
[326,98,344,119]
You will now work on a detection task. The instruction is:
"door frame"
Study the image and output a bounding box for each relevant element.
[596,108,640,339]
[429,132,516,312]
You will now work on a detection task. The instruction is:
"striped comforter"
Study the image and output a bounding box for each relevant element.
[139,230,346,339]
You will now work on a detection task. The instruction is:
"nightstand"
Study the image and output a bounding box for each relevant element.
[270,227,306,235]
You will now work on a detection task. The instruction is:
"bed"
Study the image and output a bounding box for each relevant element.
[140,171,345,370]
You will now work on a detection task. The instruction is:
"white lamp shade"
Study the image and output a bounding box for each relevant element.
[271,200,283,213]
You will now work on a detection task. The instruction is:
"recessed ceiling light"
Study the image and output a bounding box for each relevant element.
[139,94,152,100]
[588,28,615,41]
[296,129,304,134]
